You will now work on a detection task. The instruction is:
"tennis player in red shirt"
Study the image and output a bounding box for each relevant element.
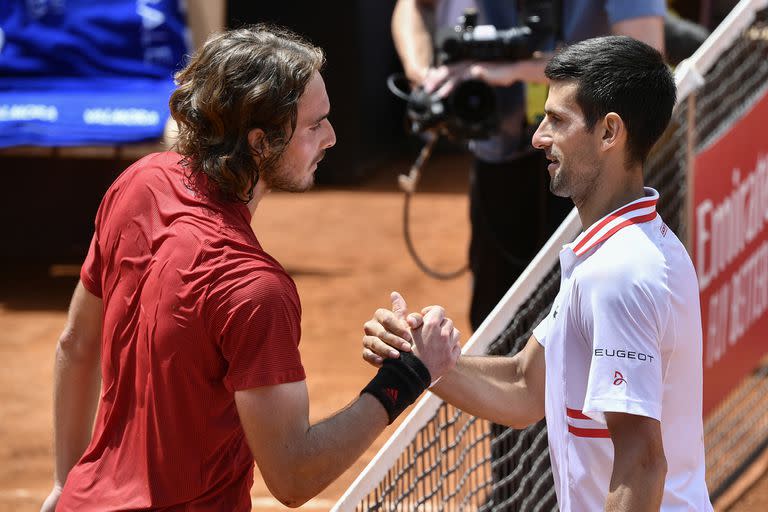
[42,25,461,511]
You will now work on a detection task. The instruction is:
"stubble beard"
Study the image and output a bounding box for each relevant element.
[549,152,601,201]
[260,157,315,193]
[549,164,571,198]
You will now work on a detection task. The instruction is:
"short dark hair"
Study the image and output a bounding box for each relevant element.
[545,35,676,164]
[170,24,325,202]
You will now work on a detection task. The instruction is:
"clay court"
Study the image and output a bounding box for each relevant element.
[1,151,767,511]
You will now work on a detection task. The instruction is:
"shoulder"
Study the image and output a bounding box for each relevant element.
[209,252,299,310]
[94,151,188,230]
[116,151,182,183]
[575,222,672,305]
[102,152,183,203]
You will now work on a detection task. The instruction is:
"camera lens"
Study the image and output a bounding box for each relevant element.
[450,80,496,123]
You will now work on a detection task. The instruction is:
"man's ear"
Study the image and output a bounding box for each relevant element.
[247,127,267,160]
[600,112,625,153]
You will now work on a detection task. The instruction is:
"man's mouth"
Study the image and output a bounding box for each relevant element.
[545,154,559,172]
[311,153,325,171]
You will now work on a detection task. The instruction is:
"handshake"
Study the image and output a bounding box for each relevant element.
[361,291,462,394]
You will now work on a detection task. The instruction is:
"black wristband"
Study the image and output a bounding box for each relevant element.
[361,351,432,424]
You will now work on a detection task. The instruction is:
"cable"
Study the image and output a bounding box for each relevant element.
[387,73,413,102]
[399,133,468,280]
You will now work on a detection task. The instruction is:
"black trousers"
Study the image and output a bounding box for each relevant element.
[468,151,573,330]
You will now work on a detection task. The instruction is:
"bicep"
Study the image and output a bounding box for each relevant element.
[612,16,665,54]
[606,412,662,444]
[518,335,546,408]
[235,381,310,484]
[606,411,665,470]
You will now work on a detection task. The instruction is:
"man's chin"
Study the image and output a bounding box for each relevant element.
[279,178,314,193]
[549,178,569,198]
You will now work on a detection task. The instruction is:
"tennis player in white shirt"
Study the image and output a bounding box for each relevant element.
[363,35,713,511]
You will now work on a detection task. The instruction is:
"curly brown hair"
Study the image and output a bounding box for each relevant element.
[169,24,325,202]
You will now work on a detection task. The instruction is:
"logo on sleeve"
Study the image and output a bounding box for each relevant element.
[384,387,399,404]
[613,371,627,386]
[594,348,654,363]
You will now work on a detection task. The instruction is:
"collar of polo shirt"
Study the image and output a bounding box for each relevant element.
[569,187,659,257]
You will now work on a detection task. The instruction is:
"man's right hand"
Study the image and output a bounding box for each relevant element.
[362,292,461,381]
[416,62,473,98]
[40,484,62,512]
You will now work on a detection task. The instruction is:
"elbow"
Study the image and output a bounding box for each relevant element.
[264,479,310,509]
[504,411,544,430]
[638,432,668,479]
[630,437,668,489]
[269,485,318,509]
[506,419,539,430]
[647,448,668,484]
[262,467,322,509]
[56,329,99,364]
[501,400,545,430]
[640,446,668,500]
[273,493,308,509]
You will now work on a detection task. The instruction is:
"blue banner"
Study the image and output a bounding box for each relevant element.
[0,0,188,146]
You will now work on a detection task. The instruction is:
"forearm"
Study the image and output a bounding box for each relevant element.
[259,393,388,507]
[612,16,665,55]
[283,352,433,502]
[392,0,434,83]
[605,458,666,511]
[511,57,549,84]
[296,395,388,494]
[432,355,543,428]
[604,413,667,512]
[185,0,226,51]
[52,339,101,486]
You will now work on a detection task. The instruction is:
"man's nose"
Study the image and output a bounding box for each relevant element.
[531,122,550,150]
[325,121,337,149]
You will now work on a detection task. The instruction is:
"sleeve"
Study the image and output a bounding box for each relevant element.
[533,288,567,347]
[80,202,104,298]
[210,271,306,392]
[80,234,102,297]
[606,0,666,25]
[579,272,670,424]
[532,310,553,347]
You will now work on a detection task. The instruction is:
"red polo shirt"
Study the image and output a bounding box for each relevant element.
[58,152,305,511]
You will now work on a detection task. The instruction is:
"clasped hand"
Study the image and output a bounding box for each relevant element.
[362,292,461,382]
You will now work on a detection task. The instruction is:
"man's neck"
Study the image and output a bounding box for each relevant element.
[246,181,270,218]
[575,166,645,229]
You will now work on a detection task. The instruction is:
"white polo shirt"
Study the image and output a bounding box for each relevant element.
[533,188,713,511]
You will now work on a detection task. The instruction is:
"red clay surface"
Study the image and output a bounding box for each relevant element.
[0,152,766,511]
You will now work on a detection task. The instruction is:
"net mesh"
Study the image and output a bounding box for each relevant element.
[349,7,768,510]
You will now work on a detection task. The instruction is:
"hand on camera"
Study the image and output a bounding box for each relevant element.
[420,62,474,97]
[417,59,539,91]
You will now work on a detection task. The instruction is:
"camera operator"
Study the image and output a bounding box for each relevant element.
[392,0,666,330]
